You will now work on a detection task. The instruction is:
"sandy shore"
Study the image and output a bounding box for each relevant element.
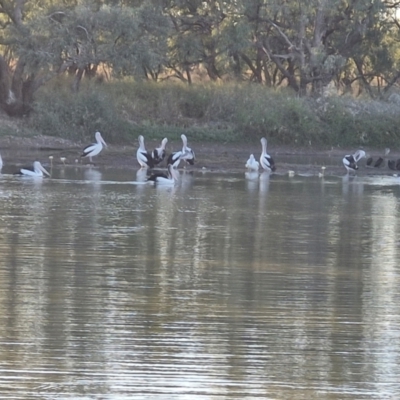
[0,135,397,176]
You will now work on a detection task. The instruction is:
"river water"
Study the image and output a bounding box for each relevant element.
[1,165,400,399]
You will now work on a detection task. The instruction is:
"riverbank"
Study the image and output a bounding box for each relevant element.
[0,134,397,177]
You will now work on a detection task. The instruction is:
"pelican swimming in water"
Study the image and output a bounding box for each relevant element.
[81,131,107,163]
[245,154,259,171]
[136,135,154,169]
[342,150,366,173]
[152,138,168,165]
[260,137,276,172]
[18,161,50,177]
[147,164,179,185]
[167,134,195,168]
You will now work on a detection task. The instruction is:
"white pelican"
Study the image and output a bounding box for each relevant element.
[18,161,50,177]
[260,137,276,172]
[342,150,366,173]
[136,135,154,168]
[152,138,168,165]
[81,131,107,163]
[147,164,179,185]
[245,154,259,171]
[167,134,195,168]
[181,134,195,165]
[167,150,189,168]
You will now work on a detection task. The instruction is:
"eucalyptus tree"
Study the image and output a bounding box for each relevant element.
[227,0,390,95]
[0,0,170,115]
[165,0,229,83]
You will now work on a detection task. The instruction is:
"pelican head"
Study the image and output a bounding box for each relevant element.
[161,137,168,149]
[261,137,267,147]
[95,131,107,147]
[33,161,51,177]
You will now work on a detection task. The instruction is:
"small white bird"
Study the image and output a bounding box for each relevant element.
[136,135,154,168]
[81,131,107,163]
[343,150,366,173]
[152,138,168,165]
[260,137,276,172]
[147,164,179,185]
[245,154,259,171]
[18,161,51,177]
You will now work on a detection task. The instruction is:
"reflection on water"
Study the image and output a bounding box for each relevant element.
[1,168,400,399]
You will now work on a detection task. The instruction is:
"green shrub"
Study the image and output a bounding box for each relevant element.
[24,77,400,148]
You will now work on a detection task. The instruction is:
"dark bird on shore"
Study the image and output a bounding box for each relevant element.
[366,148,390,168]
[387,159,400,171]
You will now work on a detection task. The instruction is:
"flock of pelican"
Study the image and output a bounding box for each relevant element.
[0,129,394,182]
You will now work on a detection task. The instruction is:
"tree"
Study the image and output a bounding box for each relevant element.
[0,1,170,115]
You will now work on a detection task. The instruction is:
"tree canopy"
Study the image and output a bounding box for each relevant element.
[0,0,400,115]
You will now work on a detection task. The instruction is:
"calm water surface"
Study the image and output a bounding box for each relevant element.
[1,165,400,399]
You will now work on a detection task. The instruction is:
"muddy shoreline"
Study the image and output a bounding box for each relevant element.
[0,135,397,176]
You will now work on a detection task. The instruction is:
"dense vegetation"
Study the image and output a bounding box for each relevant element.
[0,1,400,148]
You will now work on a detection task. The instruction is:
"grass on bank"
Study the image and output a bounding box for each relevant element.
[3,77,400,148]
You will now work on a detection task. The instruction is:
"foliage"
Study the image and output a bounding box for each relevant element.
[24,79,400,148]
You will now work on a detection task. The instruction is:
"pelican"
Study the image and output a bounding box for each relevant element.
[260,137,276,172]
[18,161,50,177]
[167,134,195,168]
[181,134,195,165]
[147,164,179,185]
[136,135,154,168]
[245,154,259,171]
[81,131,107,163]
[342,150,366,173]
[152,138,168,165]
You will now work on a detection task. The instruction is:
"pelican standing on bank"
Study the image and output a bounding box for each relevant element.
[136,135,154,168]
[342,150,366,173]
[81,131,107,163]
[245,154,259,171]
[260,137,276,172]
[18,161,50,177]
[147,164,179,185]
[152,138,168,165]
[181,134,195,165]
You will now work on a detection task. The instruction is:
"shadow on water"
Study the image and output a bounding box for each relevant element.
[0,166,400,398]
